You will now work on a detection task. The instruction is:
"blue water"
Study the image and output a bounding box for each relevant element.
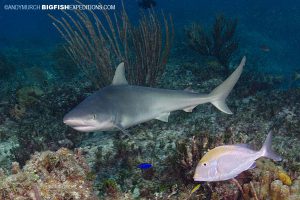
[1,0,299,77]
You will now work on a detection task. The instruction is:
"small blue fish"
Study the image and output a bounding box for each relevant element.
[137,163,153,170]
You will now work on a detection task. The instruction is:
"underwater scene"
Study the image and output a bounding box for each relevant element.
[0,0,300,199]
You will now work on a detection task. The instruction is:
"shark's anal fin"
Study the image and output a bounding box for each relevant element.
[183,105,197,112]
[155,112,170,122]
[112,62,128,85]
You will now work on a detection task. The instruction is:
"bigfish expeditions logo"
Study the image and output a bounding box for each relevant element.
[3,4,116,11]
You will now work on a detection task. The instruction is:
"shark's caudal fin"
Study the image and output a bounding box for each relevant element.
[209,56,246,114]
[259,131,282,161]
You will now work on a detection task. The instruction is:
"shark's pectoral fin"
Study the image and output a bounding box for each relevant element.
[183,105,197,112]
[155,112,170,122]
[115,123,130,136]
[112,62,128,85]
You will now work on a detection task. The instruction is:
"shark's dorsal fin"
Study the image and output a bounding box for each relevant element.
[155,112,170,122]
[112,62,128,85]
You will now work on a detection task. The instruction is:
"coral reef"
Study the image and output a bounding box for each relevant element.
[0,119,19,170]
[6,83,89,166]
[0,140,17,170]
[0,38,299,200]
[16,86,44,107]
[185,14,238,75]
[9,86,44,121]
[23,66,50,86]
[166,135,206,183]
[241,159,300,200]
[9,104,26,120]
[0,148,98,200]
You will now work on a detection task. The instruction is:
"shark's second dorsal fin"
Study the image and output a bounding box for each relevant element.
[112,62,128,85]
[184,87,197,93]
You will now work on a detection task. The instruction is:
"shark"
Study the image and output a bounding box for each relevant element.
[63,56,246,133]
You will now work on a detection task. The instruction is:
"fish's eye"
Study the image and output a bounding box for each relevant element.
[202,162,208,167]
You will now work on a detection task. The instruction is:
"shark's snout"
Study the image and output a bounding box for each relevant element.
[63,112,84,126]
[63,113,86,125]
[63,112,98,132]
[63,113,76,125]
[63,116,80,126]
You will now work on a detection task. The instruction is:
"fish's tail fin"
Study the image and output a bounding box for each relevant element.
[209,56,246,114]
[259,131,282,161]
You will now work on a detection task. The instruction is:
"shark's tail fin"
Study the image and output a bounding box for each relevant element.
[209,56,246,114]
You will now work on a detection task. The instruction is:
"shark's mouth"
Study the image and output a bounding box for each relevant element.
[63,117,96,132]
[72,125,96,132]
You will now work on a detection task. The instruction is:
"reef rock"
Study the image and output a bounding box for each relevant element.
[0,148,98,200]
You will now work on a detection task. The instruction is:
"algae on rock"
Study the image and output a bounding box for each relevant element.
[0,148,98,200]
